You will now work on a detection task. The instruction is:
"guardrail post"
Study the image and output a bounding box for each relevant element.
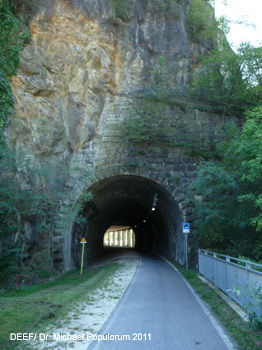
[246,261,251,318]
[198,249,200,274]
[213,252,217,287]
[226,256,230,292]
[204,250,208,276]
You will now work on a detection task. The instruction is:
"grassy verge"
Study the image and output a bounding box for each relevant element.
[0,263,122,350]
[171,261,262,350]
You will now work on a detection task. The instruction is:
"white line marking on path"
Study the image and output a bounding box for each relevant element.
[162,257,238,350]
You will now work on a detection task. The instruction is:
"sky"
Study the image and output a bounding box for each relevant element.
[214,0,262,49]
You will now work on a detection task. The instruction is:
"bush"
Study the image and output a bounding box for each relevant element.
[0,246,24,283]
[0,0,30,147]
[187,0,217,44]
[109,0,132,21]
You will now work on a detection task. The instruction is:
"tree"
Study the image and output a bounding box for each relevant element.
[235,107,262,236]
[0,0,30,150]
[187,0,218,45]
[188,42,262,116]
[192,112,262,260]
[191,161,258,256]
[0,149,92,283]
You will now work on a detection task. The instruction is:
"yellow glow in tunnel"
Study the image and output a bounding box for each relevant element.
[103,226,135,248]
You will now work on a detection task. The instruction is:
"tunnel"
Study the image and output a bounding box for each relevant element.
[70,175,185,268]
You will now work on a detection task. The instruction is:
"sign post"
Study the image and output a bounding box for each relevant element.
[183,223,190,270]
[80,237,87,275]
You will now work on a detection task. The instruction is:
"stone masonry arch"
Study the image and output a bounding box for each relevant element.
[53,164,195,271]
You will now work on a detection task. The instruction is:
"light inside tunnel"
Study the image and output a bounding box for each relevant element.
[70,175,185,268]
[103,226,135,248]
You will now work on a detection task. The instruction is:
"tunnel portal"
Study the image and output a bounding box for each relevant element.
[70,175,185,268]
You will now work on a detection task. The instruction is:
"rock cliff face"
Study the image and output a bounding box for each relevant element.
[7,0,222,271]
[10,0,198,154]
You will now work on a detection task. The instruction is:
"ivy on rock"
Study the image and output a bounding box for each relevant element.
[0,0,30,149]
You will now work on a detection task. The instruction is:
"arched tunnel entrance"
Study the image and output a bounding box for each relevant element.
[70,175,185,268]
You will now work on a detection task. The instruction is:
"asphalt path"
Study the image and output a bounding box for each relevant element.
[88,253,235,350]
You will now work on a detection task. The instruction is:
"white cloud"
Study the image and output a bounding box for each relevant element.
[215,0,262,48]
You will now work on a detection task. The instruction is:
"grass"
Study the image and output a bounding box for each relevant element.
[170,261,262,350]
[2,258,261,350]
[0,263,122,350]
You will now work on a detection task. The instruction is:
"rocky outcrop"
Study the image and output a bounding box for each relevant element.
[10,0,199,153]
[6,0,223,270]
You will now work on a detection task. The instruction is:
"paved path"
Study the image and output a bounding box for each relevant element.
[88,254,236,350]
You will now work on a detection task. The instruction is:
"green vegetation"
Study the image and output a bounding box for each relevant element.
[0,149,92,286]
[0,263,122,350]
[0,0,30,149]
[122,99,174,146]
[0,0,96,287]
[189,43,262,115]
[0,0,31,285]
[0,0,41,149]
[191,107,262,260]
[109,0,132,21]
[232,282,262,328]
[0,0,93,284]
[119,0,262,262]
[186,2,262,261]
[0,0,261,291]
[121,55,227,162]
[121,56,215,158]
[186,0,262,116]
[173,261,262,350]
[109,0,182,22]
[121,57,177,147]
[0,0,29,76]
[187,0,217,44]
[153,0,182,16]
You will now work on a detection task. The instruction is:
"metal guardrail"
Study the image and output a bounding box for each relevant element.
[198,249,262,318]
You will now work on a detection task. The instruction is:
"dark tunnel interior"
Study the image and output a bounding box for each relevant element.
[71,175,185,267]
